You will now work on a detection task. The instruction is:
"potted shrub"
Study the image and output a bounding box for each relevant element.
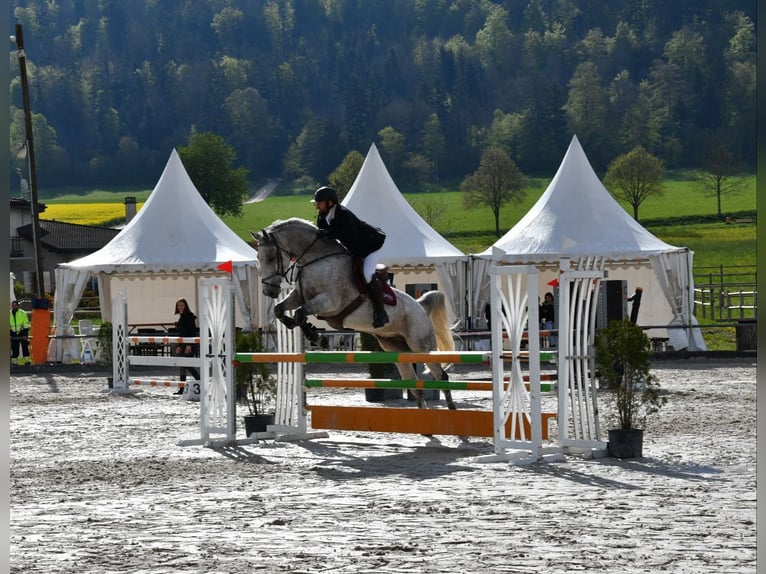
[96,322,113,366]
[97,322,114,386]
[234,329,277,436]
[595,319,666,458]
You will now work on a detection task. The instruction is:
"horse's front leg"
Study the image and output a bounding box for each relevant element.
[274,290,304,329]
[278,309,327,348]
[297,292,339,322]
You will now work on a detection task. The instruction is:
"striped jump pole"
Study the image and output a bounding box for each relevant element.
[235,350,492,365]
[234,350,554,365]
[127,336,201,344]
[131,379,186,389]
[304,378,556,393]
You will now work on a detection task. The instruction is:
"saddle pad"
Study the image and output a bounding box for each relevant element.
[382,283,397,306]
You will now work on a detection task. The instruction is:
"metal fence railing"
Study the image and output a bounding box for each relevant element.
[693,264,757,321]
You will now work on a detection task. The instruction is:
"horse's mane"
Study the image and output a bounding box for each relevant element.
[266,217,317,234]
[262,216,345,256]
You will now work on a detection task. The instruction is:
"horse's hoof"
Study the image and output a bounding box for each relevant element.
[318,335,329,350]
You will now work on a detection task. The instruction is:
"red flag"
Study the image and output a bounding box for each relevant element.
[217,260,233,274]
[547,278,559,287]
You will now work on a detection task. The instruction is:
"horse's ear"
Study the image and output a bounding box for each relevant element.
[250,230,261,249]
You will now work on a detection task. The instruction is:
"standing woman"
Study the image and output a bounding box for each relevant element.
[173,298,200,394]
[539,292,556,348]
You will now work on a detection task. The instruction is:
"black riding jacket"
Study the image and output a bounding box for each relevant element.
[317,204,385,258]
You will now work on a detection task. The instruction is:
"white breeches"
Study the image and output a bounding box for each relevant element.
[363,249,382,282]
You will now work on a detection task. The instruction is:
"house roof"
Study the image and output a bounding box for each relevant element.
[10,197,47,212]
[17,220,119,253]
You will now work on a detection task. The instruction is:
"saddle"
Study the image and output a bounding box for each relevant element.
[351,258,396,306]
[319,258,397,330]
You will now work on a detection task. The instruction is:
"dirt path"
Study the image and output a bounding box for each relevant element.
[245,179,280,204]
[10,358,756,573]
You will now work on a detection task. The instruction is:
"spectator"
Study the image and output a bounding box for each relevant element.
[173,298,200,395]
[539,292,556,348]
[10,300,31,365]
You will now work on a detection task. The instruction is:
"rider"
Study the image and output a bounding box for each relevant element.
[311,185,390,328]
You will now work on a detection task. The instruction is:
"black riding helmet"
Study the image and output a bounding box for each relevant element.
[311,186,338,204]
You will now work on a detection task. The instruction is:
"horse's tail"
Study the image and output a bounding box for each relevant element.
[417,291,455,352]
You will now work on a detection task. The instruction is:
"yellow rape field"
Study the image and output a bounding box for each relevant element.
[43,203,143,227]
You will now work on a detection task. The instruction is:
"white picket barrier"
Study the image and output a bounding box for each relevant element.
[111,278,237,446]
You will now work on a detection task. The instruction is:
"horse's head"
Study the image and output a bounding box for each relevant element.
[251,227,289,299]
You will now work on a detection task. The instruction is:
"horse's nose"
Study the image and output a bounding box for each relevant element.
[262,285,278,298]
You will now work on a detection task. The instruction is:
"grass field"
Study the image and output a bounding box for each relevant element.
[41,172,756,269]
[39,172,756,351]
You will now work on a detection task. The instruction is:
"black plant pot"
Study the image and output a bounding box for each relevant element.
[607,428,644,458]
[244,413,275,437]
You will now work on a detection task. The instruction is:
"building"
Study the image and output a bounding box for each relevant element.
[10,197,121,295]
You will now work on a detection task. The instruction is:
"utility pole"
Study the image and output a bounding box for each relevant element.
[12,23,45,297]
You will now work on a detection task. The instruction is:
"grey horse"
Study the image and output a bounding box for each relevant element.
[252,217,456,409]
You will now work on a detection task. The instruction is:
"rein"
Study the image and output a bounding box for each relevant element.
[260,230,348,289]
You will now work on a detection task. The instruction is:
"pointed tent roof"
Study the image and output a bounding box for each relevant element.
[61,149,257,273]
[342,143,465,266]
[480,135,683,263]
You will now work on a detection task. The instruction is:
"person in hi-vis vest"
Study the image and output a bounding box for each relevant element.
[10,300,31,365]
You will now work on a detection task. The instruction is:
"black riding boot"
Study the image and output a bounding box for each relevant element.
[367,276,390,328]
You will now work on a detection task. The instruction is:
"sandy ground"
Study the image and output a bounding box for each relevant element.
[10,357,756,574]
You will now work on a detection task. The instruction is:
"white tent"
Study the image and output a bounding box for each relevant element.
[49,149,263,362]
[342,143,467,325]
[10,272,17,304]
[476,135,705,351]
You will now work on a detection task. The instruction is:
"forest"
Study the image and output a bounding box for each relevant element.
[8,0,756,190]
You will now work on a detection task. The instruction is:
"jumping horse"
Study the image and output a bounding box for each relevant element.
[252,217,456,409]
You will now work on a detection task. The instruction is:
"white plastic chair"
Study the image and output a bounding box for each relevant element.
[78,319,99,364]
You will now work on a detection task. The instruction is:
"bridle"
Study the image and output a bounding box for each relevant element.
[256,231,287,291]
[257,229,346,291]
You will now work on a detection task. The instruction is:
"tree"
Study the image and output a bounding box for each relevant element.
[377,127,406,179]
[692,135,746,220]
[411,196,449,230]
[328,150,364,201]
[403,153,434,188]
[460,147,527,237]
[563,61,611,170]
[604,146,664,222]
[421,113,447,181]
[177,131,249,217]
